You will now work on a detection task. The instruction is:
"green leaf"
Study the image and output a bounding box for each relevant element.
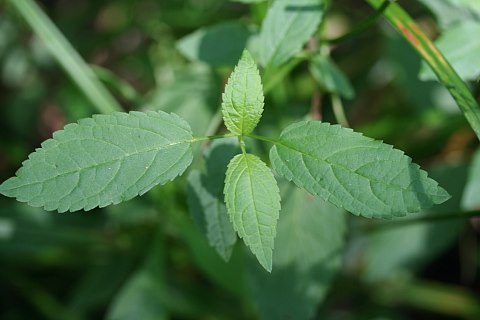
[107,271,167,320]
[187,139,239,261]
[420,21,480,81]
[176,21,251,67]
[417,0,480,29]
[309,55,354,99]
[461,148,480,210]
[222,50,264,135]
[0,111,194,212]
[146,64,218,135]
[259,0,325,68]
[248,183,345,320]
[224,153,280,271]
[107,234,168,320]
[269,121,450,218]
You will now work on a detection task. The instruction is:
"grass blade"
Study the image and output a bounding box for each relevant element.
[9,0,122,114]
[365,0,480,140]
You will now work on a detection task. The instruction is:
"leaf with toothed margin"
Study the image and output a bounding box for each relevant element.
[224,153,281,272]
[269,121,450,219]
[221,49,264,135]
[0,111,194,212]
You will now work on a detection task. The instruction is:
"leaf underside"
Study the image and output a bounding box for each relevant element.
[0,111,194,212]
[224,153,280,271]
[259,0,325,68]
[270,121,450,219]
[222,49,264,135]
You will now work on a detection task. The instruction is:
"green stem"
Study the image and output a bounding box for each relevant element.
[371,210,480,231]
[331,93,350,127]
[8,0,122,114]
[375,279,480,319]
[190,133,236,143]
[365,0,480,140]
[246,133,279,145]
[323,0,393,44]
[263,51,313,94]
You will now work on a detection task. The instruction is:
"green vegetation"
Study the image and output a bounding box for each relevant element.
[0,0,479,319]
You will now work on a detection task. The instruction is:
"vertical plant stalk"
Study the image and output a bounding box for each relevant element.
[365,0,480,140]
[9,0,122,114]
[331,94,350,128]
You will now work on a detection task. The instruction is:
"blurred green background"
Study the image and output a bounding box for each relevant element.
[0,0,479,319]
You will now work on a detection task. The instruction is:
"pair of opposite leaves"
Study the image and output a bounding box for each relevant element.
[0,50,450,271]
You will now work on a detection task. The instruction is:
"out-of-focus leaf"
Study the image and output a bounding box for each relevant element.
[106,234,168,320]
[145,64,218,135]
[461,149,480,210]
[420,21,480,81]
[248,183,346,320]
[259,0,325,67]
[176,21,251,67]
[309,55,354,99]
[187,139,239,261]
[417,0,480,29]
[363,164,468,282]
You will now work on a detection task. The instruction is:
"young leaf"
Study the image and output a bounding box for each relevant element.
[224,153,280,271]
[222,49,264,135]
[248,183,346,320]
[0,111,194,212]
[269,121,450,218]
[309,55,355,99]
[259,0,325,68]
[187,139,239,261]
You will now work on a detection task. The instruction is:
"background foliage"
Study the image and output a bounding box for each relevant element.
[0,0,479,319]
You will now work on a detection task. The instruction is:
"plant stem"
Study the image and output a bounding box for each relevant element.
[370,210,480,231]
[365,0,480,140]
[331,94,350,127]
[190,133,236,143]
[8,0,122,114]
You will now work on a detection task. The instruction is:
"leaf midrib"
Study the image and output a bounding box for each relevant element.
[269,137,438,196]
[5,139,193,190]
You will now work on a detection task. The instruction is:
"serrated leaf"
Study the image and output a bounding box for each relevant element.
[259,0,325,67]
[0,111,194,212]
[269,121,450,219]
[222,50,264,135]
[187,139,239,261]
[176,21,251,67]
[420,21,480,81]
[309,55,354,99]
[248,183,346,320]
[224,153,280,271]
